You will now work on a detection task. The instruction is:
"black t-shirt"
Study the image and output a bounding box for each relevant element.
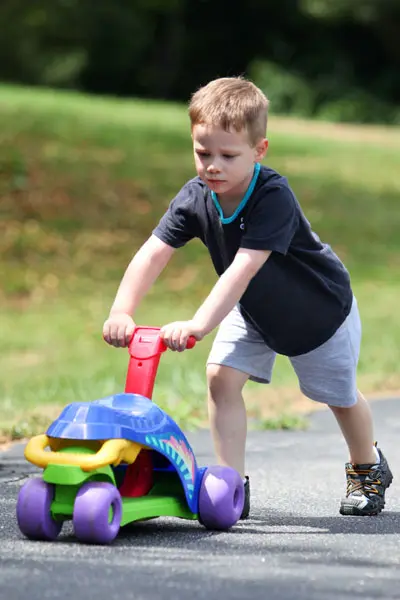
[153,164,353,356]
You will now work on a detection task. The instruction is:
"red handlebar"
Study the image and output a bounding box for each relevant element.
[160,335,196,351]
[186,336,196,350]
[125,327,196,399]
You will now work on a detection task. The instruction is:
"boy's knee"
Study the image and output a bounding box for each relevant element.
[329,401,357,415]
[206,364,247,397]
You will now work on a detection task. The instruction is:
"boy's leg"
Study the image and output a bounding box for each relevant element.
[207,305,277,518]
[329,389,393,515]
[290,297,393,515]
[206,364,249,477]
[206,305,276,474]
[329,389,375,465]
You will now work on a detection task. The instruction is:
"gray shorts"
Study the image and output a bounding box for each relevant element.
[207,297,361,407]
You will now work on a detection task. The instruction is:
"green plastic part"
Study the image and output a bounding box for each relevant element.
[121,495,197,526]
[43,462,116,486]
[43,445,116,486]
[51,484,80,520]
[120,476,197,525]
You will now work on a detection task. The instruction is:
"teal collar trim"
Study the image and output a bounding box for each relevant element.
[211,162,261,225]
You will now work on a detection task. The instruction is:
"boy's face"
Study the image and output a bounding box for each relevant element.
[192,124,268,199]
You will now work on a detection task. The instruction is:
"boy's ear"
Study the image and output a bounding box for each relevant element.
[255,138,268,161]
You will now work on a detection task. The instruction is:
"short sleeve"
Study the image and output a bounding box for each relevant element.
[240,183,299,255]
[152,182,200,248]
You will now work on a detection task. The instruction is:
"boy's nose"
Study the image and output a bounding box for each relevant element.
[207,164,221,173]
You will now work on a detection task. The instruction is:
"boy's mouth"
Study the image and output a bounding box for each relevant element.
[207,178,226,185]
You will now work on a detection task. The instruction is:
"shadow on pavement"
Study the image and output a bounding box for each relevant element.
[246,511,400,534]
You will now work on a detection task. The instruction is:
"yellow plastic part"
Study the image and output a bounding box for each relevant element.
[24,434,143,471]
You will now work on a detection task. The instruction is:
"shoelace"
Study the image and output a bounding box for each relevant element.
[346,465,382,497]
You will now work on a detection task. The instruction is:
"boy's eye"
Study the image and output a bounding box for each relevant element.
[196,150,210,157]
[223,154,236,160]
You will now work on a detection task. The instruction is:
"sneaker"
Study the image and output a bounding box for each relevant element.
[240,476,250,519]
[340,446,393,516]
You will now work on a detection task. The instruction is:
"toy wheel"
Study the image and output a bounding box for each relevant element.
[73,481,122,544]
[198,465,244,530]
[16,478,63,541]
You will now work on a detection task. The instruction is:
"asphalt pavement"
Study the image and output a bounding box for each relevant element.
[1,398,400,600]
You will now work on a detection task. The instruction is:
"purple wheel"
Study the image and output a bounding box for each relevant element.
[16,478,63,541]
[73,481,122,544]
[198,466,244,530]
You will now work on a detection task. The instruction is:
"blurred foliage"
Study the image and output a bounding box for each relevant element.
[301,0,398,21]
[251,60,400,124]
[0,0,399,123]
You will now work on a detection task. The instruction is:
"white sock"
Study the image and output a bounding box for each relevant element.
[373,445,380,463]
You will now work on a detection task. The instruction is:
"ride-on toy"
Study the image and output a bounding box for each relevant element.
[17,327,244,544]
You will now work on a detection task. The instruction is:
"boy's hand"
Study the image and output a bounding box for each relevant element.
[103,313,135,348]
[160,320,204,352]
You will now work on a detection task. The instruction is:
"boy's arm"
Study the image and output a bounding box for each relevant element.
[193,248,271,332]
[109,235,175,315]
[103,235,175,347]
[160,248,271,350]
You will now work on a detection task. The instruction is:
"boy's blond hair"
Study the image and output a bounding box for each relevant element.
[189,77,269,146]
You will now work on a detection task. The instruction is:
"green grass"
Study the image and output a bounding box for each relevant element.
[1,84,400,439]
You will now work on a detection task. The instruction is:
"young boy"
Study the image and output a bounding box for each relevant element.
[103,77,392,519]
